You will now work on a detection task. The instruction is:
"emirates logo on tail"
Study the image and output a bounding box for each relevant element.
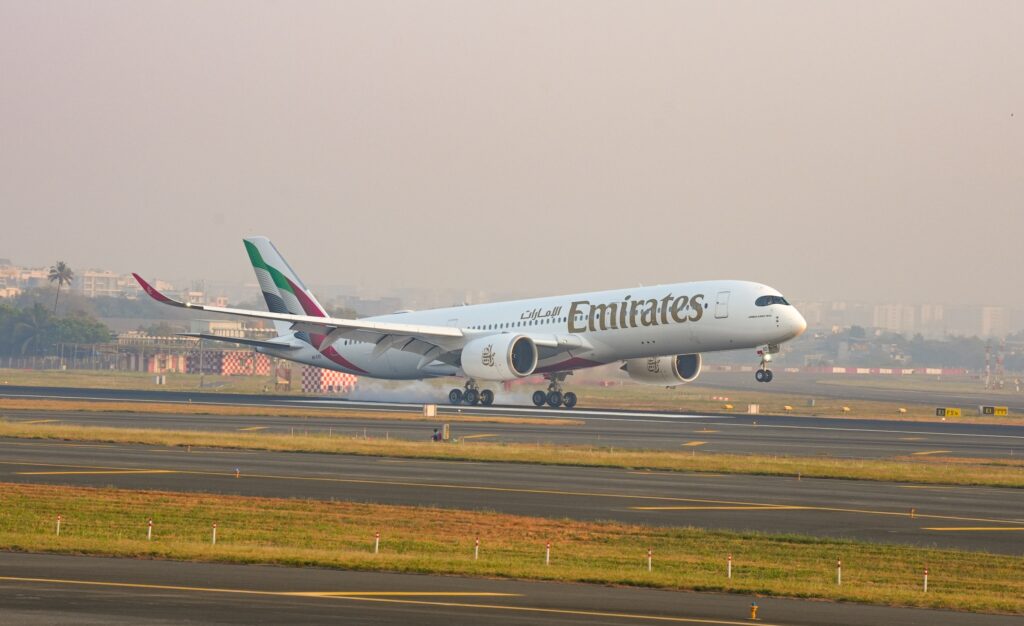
[481,344,496,367]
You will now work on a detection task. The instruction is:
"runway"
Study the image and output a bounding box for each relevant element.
[697,372,1024,413]
[2,438,1022,554]
[2,552,1014,626]
[3,386,1023,459]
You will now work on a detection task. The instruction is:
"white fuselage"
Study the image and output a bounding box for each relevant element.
[259,280,806,380]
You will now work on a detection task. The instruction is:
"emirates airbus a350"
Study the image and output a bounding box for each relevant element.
[134,237,806,408]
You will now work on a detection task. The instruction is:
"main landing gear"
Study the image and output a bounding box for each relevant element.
[448,380,494,406]
[755,345,779,383]
[531,374,578,409]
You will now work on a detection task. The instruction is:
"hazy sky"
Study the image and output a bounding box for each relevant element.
[2,1,1021,305]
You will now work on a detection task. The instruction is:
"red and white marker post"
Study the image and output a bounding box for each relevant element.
[474,537,480,561]
[727,554,733,579]
[147,518,153,541]
[212,523,217,545]
[647,548,652,572]
[56,514,62,536]
[836,559,842,585]
[545,541,551,566]
[374,531,380,554]
[923,567,929,593]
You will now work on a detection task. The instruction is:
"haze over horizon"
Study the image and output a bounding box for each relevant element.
[2,1,1021,307]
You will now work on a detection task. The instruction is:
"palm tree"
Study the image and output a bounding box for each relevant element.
[48,261,74,314]
[15,304,52,355]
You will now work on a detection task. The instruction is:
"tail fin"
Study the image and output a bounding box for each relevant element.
[243,237,327,337]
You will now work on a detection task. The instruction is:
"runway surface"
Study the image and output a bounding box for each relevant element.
[0,552,1016,626]
[2,438,1022,554]
[2,385,1023,459]
[697,372,1024,413]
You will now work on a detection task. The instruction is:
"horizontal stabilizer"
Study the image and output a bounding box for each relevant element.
[178,333,303,351]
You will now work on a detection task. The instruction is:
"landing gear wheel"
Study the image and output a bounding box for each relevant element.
[755,370,765,383]
[532,390,547,407]
[448,388,463,404]
[546,390,563,408]
[763,369,773,383]
[479,389,494,406]
[464,388,480,405]
[562,391,578,409]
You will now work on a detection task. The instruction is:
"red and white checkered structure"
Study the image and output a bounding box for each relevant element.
[301,365,358,393]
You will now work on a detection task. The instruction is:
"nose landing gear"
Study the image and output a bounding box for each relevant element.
[531,374,578,409]
[755,345,779,383]
[448,381,495,406]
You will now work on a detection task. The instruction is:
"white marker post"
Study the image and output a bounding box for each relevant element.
[56,514,62,536]
[836,559,842,586]
[647,548,652,572]
[147,518,153,541]
[924,567,929,593]
[212,523,217,545]
[728,554,732,579]
[545,541,551,566]
[474,537,480,561]
[374,531,380,554]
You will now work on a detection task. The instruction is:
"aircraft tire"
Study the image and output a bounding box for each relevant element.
[480,389,494,406]
[532,391,547,406]
[562,392,578,409]
[464,388,480,405]
[763,369,774,383]
[755,370,765,383]
[448,389,463,404]
[546,390,563,408]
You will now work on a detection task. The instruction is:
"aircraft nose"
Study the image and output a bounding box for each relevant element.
[791,309,808,337]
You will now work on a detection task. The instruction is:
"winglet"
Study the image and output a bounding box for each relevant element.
[132,273,186,307]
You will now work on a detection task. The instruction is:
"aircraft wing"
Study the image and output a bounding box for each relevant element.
[134,274,588,370]
[133,274,465,352]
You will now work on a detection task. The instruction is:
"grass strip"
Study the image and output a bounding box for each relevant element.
[0,397,579,426]
[0,482,1020,614]
[1,420,1022,488]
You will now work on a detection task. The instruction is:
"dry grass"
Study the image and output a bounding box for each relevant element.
[1,420,1021,488]
[0,397,579,426]
[0,482,1020,614]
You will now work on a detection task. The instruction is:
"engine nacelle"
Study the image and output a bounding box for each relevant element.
[622,354,702,386]
[461,334,539,381]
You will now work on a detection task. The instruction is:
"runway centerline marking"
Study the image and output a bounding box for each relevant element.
[2,460,1020,526]
[923,527,1024,532]
[632,506,805,511]
[681,441,707,447]
[0,576,779,625]
[16,469,177,476]
[911,450,952,456]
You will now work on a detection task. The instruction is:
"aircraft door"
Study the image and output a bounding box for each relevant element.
[715,291,730,319]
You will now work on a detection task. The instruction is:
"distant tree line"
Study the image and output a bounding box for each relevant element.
[0,302,112,356]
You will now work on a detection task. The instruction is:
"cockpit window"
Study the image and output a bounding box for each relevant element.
[755,295,790,306]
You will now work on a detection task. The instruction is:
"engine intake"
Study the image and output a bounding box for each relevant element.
[622,354,702,386]
[461,334,539,381]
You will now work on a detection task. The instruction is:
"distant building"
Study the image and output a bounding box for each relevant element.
[981,306,1011,338]
[872,304,916,335]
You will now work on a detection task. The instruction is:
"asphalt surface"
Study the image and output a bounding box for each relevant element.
[697,372,1024,413]
[2,438,1022,554]
[2,385,1023,459]
[0,552,1017,626]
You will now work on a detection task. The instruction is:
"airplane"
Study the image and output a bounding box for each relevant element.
[133,237,806,409]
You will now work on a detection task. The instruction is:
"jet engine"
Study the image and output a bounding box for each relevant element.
[461,334,539,381]
[622,354,702,386]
